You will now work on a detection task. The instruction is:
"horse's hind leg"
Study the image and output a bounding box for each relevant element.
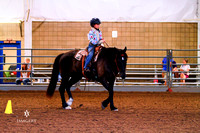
[65,75,82,107]
[59,77,69,109]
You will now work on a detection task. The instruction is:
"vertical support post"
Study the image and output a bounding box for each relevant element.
[166,49,173,92]
[24,0,32,57]
[30,49,33,86]
[154,65,158,83]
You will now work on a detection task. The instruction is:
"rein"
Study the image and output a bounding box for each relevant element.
[104,41,110,48]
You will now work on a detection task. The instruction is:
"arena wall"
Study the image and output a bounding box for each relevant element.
[0,22,197,67]
[32,22,197,67]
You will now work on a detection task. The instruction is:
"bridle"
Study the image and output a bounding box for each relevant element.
[115,54,125,73]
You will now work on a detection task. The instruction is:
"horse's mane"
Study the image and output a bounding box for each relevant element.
[100,47,120,60]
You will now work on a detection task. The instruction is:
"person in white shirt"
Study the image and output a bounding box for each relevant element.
[16,64,30,85]
[180,59,190,83]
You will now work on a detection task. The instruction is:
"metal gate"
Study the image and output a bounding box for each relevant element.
[0,48,199,91]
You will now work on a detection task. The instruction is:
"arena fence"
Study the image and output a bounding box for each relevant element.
[0,48,200,90]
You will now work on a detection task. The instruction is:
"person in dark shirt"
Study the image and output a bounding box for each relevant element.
[161,56,173,85]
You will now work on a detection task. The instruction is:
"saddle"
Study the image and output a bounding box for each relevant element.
[74,45,103,80]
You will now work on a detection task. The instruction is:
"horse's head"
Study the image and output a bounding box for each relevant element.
[116,47,128,79]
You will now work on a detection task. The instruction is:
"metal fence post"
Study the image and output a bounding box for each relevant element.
[31,49,33,86]
[166,49,173,91]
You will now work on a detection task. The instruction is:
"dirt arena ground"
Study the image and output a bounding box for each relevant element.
[0,90,200,132]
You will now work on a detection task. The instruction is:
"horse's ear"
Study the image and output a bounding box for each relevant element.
[124,46,127,52]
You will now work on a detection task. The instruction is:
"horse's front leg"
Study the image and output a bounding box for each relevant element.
[100,78,118,111]
[108,86,118,111]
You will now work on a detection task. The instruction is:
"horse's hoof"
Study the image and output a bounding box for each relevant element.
[64,106,72,110]
[101,103,106,110]
[67,98,73,106]
[111,107,118,112]
[112,108,118,112]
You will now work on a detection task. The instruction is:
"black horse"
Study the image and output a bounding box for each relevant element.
[46,47,128,111]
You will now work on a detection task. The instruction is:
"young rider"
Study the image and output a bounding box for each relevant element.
[84,18,105,73]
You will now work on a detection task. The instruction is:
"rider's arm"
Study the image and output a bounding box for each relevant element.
[97,31,105,45]
[99,31,103,40]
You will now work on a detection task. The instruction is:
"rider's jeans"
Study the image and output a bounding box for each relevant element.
[84,44,95,69]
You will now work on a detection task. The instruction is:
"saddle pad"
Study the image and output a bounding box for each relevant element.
[75,50,88,61]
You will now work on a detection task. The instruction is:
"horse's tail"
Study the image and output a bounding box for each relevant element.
[46,53,64,98]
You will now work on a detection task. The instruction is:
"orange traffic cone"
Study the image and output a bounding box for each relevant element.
[4,100,13,114]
